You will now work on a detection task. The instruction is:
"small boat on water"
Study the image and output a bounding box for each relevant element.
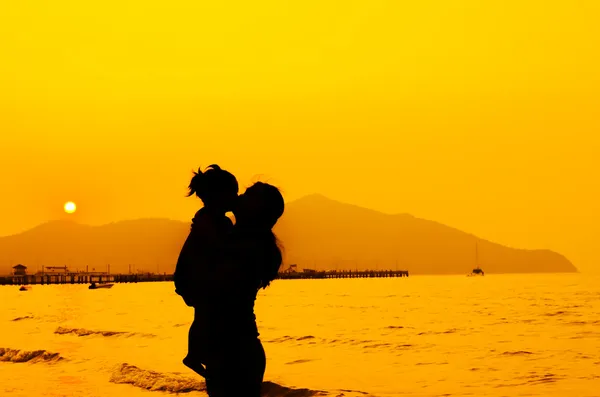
[89,282,114,290]
[468,267,485,276]
[19,285,31,291]
[467,242,485,276]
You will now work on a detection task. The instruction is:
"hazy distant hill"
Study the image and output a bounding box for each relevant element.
[0,195,576,275]
[0,219,189,275]
[275,194,576,274]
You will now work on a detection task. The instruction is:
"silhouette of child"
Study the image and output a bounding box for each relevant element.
[173,164,238,377]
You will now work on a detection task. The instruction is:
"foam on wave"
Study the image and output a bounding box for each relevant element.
[55,326,156,338]
[0,348,63,363]
[110,363,206,393]
[11,315,34,321]
[111,363,353,396]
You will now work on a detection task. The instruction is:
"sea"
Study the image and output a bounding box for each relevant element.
[1,274,599,397]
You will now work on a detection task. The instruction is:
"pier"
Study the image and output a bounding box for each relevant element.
[276,269,409,280]
[1,265,409,286]
[0,272,173,286]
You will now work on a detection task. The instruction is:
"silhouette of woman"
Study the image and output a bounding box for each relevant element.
[200,182,285,397]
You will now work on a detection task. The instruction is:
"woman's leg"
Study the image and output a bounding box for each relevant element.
[204,338,266,397]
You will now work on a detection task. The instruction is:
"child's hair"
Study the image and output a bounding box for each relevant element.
[187,164,238,208]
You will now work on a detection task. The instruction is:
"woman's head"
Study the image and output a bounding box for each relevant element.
[187,164,238,212]
[234,182,284,229]
[234,182,284,289]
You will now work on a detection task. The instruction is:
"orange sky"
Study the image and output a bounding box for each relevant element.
[1,1,599,272]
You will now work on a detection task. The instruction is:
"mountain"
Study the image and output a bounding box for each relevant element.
[274,194,576,274]
[0,219,189,275]
[0,195,576,275]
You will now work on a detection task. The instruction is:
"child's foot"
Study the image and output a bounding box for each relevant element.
[183,356,207,377]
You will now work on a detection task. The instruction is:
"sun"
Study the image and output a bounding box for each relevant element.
[64,201,77,214]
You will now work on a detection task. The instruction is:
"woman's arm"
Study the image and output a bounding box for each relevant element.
[196,239,260,295]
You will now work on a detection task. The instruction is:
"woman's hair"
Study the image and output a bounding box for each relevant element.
[259,231,283,289]
[242,182,285,289]
[187,164,238,207]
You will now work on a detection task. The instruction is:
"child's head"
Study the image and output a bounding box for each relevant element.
[187,164,238,212]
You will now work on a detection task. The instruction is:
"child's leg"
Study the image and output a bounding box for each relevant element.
[183,355,207,377]
[183,320,208,377]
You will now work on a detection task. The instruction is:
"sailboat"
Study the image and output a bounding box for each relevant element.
[468,241,485,276]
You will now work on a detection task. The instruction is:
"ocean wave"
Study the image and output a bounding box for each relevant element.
[565,320,600,326]
[55,326,156,338]
[333,389,370,396]
[520,373,562,385]
[110,363,333,396]
[417,328,460,335]
[501,350,533,356]
[363,343,393,349]
[495,372,563,387]
[415,361,449,366]
[0,348,63,363]
[565,321,588,326]
[543,311,572,317]
[267,335,316,343]
[569,330,600,339]
[110,363,205,393]
[285,359,316,365]
[265,334,416,352]
[268,335,368,345]
[11,315,34,321]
